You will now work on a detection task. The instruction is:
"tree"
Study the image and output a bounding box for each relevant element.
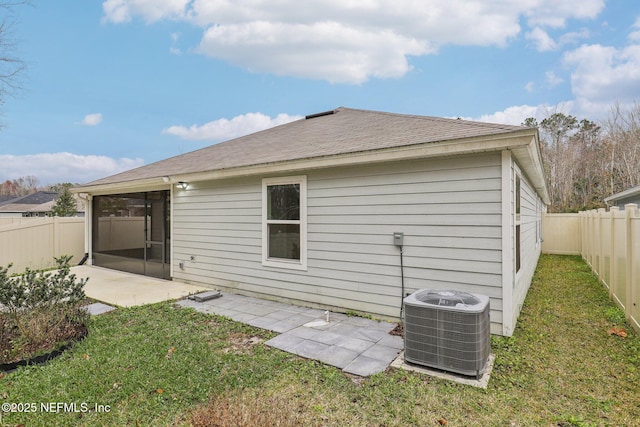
[605,102,640,192]
[521,117,538,128]
[523,102,640,213]
[0,175,38,196]
[570,119,607,211]
[0,1,28,120]
[51,184,77,217]
[538,113,579,212]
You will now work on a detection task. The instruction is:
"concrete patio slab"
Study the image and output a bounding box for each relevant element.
[344,355,391,377]
[362,343,403,362]
[73,265,209,307]
[83,302,116,315]
[265,333,306,353]
[287,326,322,340]
[316,345,359,369]
[390,352,496,389]
[293,340,331,359]
[377,334,404,350]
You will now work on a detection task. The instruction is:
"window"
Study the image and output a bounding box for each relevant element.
[262,176,307,270]
[515,174,521,274]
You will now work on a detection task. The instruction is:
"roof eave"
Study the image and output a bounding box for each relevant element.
[604,184,640,204]
[72,178,170,195]
[74,128,549,204]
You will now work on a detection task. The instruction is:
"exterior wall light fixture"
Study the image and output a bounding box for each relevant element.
[177,181,189,190]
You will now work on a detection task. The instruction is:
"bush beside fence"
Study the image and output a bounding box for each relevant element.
[0,217,84,274]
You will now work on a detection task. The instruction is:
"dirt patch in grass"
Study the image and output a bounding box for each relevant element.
[188,390,320,427]
[223,332,264,355]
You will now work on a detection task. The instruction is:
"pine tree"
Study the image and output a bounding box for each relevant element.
[51,185,77,217]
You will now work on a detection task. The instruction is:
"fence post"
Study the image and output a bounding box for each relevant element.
[609,207,619,298]
[625,204,637,323]
[597,208,606,284]
[584,211,590,264]
[53,216,60,260]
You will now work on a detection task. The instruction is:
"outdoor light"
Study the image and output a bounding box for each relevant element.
[162,176,170,183]
[177,181,189,190]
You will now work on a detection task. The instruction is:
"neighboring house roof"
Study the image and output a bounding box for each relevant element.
[604,184,640,206]
[0,195,17,206]
[75,107,550,203]
[10,191,59,205]
[0,191,60,214]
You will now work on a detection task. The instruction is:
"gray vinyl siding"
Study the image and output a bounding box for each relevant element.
[172,152,505,333]
[513,164,543,323]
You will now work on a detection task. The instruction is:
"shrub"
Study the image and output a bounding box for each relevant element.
[0,255,89,364]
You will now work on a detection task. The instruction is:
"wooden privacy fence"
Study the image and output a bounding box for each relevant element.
[579,206,640,333]
[0,217,85,274]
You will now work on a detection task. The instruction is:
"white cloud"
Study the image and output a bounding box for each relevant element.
[471,104,547,126]
[525,81,535,92]
[102,0,606,83]
[102,0,190,24]
[169,32,182,55]
[526,27,590,52]
[558,28,590,46]
[563,43,640,105]
[0,153,144,185]
[524,0,604,28]
[81,113,103,126]
[197,21,428,84]
[162,112,303,141]
[629,17,640,42]
[469,102,584,126]
[526,27,557,51]
[545,70,563,87]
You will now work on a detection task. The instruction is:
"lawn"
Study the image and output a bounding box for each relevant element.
[1,255,639,426]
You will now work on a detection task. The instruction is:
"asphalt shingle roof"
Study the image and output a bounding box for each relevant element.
[0,195,17,206]
[81,107,527,187]
[0,191,59,213]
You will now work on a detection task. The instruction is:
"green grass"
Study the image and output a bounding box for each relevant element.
[1,255,639,426]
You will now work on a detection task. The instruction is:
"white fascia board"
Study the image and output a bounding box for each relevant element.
[511,135,551,205]
[71,179,170,196]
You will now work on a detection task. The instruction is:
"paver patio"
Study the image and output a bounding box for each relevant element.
[177,292,404,376]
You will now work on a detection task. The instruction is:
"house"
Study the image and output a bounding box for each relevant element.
[73,107,550,336]
[0,191,85,218]
[604,184,640,209]
[0,191,60,218]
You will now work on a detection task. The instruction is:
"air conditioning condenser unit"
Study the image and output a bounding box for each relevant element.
[404,289,490,378]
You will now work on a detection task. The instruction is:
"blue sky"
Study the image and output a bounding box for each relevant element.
[0,0,639,185]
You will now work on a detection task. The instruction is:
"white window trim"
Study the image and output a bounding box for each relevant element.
[262,175,307,271]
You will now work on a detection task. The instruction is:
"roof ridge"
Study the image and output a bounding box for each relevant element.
[335,106,524,131]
